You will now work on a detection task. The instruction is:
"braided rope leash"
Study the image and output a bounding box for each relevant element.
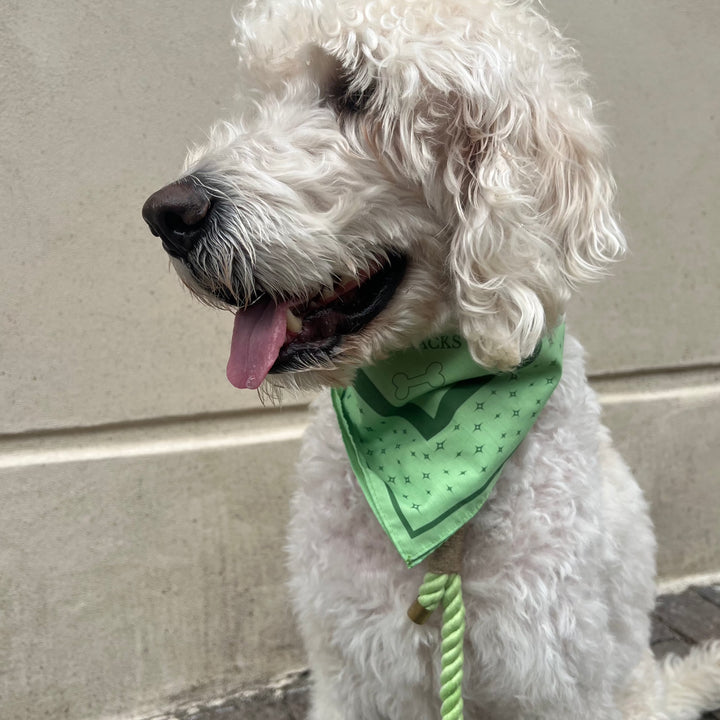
[407,530,467,720]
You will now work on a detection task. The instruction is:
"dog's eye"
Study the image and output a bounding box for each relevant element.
[328,72,376,114]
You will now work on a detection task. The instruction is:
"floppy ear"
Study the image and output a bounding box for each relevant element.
[443,20,626,370]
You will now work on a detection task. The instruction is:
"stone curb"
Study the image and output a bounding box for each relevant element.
[146,670,310,720]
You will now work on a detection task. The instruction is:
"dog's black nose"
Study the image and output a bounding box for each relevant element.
[142,178,211,260]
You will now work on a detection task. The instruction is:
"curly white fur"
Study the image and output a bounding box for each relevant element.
[157,0,720,717]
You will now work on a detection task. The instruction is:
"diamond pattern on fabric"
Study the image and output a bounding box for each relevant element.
[331,325,565,567]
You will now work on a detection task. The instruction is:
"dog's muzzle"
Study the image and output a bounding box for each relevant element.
[142,177,211,260]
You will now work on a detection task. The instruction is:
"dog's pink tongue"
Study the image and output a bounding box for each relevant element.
[227,299,289,389]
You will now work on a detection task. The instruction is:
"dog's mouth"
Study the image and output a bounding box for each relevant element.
[225,252,407,388]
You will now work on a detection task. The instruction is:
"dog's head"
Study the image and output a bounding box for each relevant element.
[142,0,624,391]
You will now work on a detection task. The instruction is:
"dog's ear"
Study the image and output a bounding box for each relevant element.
[440,22,626,370]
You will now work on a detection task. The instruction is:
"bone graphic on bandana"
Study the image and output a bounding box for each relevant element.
[392,362,446,401]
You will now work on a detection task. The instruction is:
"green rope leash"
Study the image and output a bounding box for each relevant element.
[417,572,466,720]
[408,529,467,720]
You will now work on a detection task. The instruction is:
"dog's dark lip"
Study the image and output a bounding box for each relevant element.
[270,252,408,374]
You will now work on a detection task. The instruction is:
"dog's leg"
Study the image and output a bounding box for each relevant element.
[301,615,345,720]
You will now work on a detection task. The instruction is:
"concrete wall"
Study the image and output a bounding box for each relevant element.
[1,1,718,718]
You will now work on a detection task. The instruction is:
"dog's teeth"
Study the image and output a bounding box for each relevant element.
[286,308,303,333]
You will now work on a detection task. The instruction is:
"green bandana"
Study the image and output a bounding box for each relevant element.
[331,324,565,568]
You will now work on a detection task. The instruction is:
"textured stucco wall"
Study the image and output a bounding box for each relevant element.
[1,1,718,719]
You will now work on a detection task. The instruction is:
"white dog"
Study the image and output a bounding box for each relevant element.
[142,1,720,717]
